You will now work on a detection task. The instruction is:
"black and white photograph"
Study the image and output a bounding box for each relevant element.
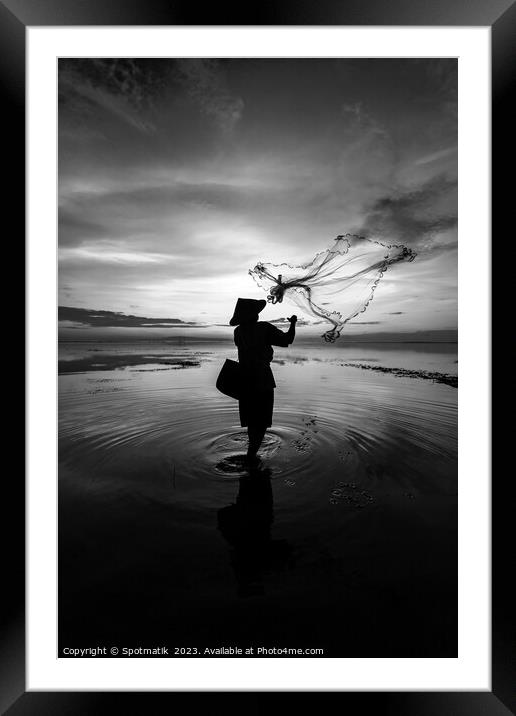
[0,0,506,706]
[57,56,459,659]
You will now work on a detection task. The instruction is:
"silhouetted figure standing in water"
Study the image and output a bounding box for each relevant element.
[229,298,296,463]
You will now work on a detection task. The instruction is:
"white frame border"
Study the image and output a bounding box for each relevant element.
[27,26,490,691]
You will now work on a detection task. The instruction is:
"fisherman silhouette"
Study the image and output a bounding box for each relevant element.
[217,465,293,598]
[229,297,297,463]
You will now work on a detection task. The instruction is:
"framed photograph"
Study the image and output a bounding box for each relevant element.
[5,0,509,711]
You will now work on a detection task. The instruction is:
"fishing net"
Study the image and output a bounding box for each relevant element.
[249,234,416,342]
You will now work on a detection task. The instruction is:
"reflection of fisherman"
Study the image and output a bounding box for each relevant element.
[229,298,297,463]
[217,467,293,598]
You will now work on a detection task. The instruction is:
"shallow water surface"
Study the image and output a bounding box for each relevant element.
[59,341,457,656]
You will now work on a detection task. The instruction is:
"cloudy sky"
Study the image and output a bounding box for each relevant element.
[58,58,457,337]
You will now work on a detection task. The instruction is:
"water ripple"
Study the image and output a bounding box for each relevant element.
[59,362,457,501]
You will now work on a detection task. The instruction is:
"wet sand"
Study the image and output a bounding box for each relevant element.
[339,362,458,388]
[58,353,202,374]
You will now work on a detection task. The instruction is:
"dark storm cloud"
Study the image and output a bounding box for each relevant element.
[421,59,458,119]
[58,210,109,246]
[356,174,457,251]
[59,306,198,328]
[59,59,166,134]
[175,59,244,133]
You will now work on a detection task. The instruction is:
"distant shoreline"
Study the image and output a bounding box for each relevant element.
[58,324,458,346]
[58,339,458,345]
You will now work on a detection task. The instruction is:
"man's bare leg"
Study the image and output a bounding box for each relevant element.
[247,424,267,461]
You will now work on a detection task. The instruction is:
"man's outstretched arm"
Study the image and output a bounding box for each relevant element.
[268,315,297,347]
[285,315,297,344]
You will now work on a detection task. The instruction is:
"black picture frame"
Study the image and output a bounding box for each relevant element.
[5,0,509,712]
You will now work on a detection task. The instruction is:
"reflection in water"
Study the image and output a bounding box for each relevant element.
[217,465,293,598]
[58,341,458,655]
